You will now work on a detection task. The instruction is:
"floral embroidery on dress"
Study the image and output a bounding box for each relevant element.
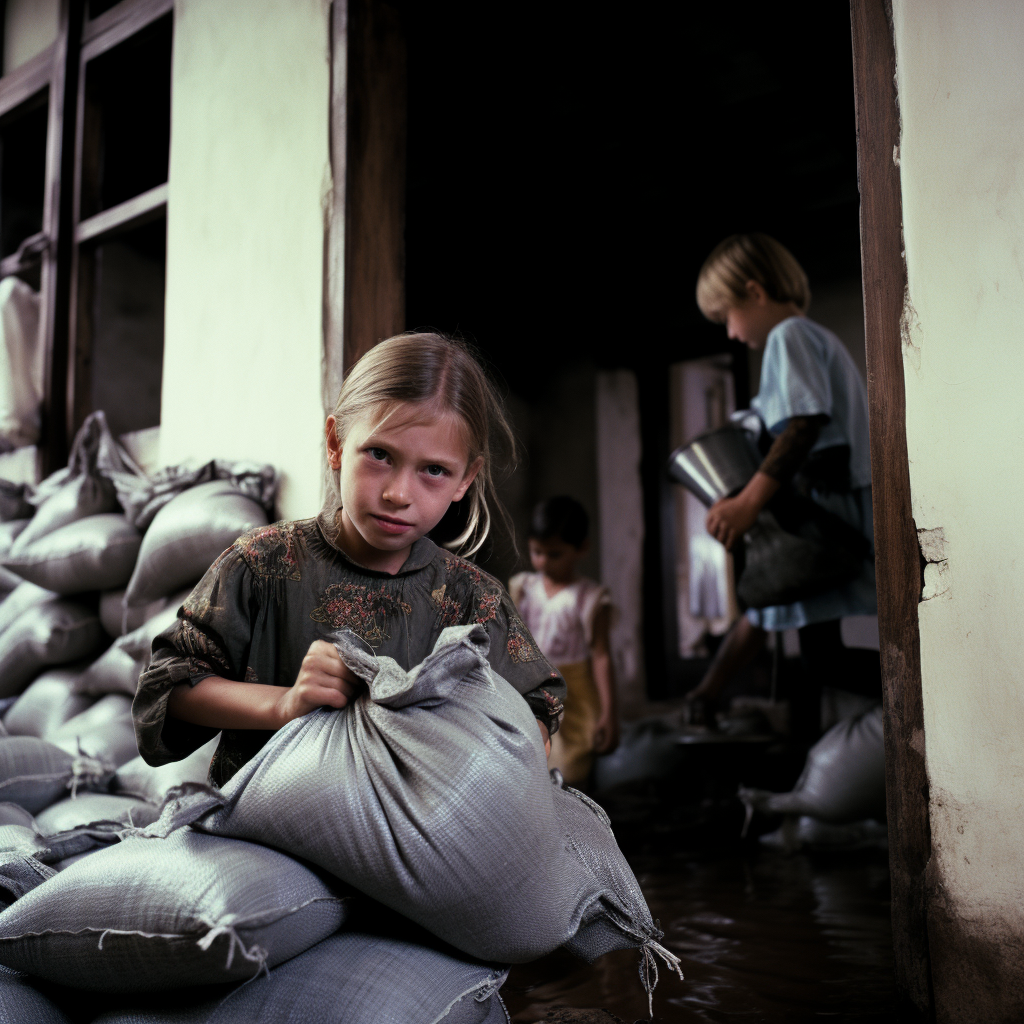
[441,554,503,625]
[507,620,541,664]
[310,581,412,647]
[244,665,259,682]
[235,521,309,581]
[175,618,232,677]
[538,688,565,727]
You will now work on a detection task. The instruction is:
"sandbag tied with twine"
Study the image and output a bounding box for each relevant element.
[136,626,677,999]
[0,736,115,815]
[0,828,350,992]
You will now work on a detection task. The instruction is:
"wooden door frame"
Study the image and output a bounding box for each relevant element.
[850,2,934,1019]
[324,0,406,410]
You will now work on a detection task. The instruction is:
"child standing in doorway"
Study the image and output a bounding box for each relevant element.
[510,496,619,786]
[134,333,566,784]
[686,233,879,735]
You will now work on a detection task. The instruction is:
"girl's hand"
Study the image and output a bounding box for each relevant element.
[275,640,361,727]
[593,714,620,755]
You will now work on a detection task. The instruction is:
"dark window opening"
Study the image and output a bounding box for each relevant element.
[85,215,165,436]
[0,89,48,258]
[80,11,171,218]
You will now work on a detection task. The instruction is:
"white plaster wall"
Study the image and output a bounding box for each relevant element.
[3,0,58,73]
[161,0,331,519]
[894,0,1024,959]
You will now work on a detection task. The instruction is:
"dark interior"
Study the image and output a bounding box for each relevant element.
[0,88,47,258]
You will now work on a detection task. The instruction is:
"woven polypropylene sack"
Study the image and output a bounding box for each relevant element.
[4,514,142,594]
[113,737,219,803]
[48,693,138,767]
[91,925,510,1024]
[98,589,168,639]
[0,581,59,639]
[124,481,267,607]
[74,644,140,697]
[3,668,94,738]
[739,706,886,824]
[0,828,350,991]
[0,600,104,697]
[0,736,113,814]
[0,966,73,1024]
[146,626,665,967]
[34,792,158,835]
[0,521,29,593]
[11,475,119,556]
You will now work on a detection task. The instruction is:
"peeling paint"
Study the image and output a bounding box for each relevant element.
[901,286,923,371]
[918,526,950,601]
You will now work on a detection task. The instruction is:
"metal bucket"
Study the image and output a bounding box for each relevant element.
[667,425,762,508]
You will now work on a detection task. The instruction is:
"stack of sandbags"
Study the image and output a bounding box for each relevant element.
[0,627,680,1020]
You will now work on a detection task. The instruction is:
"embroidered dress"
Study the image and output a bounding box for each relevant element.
[509,572,613,785]
[134,500,565,786]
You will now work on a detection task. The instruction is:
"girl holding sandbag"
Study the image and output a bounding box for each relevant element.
[686,234,880,736]
[134,334,565,784]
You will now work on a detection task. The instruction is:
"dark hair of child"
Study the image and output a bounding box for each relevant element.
[529,496,589,549]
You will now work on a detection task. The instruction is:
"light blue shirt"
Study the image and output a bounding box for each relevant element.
[751,317,872,489]
[746,316,877,631]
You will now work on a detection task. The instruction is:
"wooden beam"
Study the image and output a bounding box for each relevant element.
[38,0,84,474]
[0,44,54,119]
[81,0,172,60]
[850,1,934,1018]
[75,181,167,243]
[339,0,406,376]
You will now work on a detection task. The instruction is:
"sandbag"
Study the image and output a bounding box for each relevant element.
[113,737,219,803]
[0,601,105,697]
[125,480,268,607]
[91,922,509,1024]
[144,626,676,977]
[99,588,167,639]
[11,475,118,556]
[34,792,158,835]
[0,580,59,639]
[74,644,140,697]
[739,706,886,823]
[0,966,73,1024]
[0,482,33,523]
[0,736,113,814]
[0,828,349,991]
[0,520,29,593]
[3,668,94,738]
[4,513,142,594]
[48,693,138,767]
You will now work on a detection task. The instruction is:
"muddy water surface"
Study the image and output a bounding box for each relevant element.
[503,825,897,1022]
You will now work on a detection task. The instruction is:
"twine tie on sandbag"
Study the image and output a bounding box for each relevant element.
[68,746,115,799]
[639,939,685,1018]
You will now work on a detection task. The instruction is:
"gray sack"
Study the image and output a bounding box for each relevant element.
[0,827,349,991]
[139,625,681,995]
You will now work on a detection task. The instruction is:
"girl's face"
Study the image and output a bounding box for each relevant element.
[326,403,482,573]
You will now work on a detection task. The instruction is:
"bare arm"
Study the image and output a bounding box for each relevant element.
[706,415,827,551]
[167,640,361,732]
[590,605,619,754]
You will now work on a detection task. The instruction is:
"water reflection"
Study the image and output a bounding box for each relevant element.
[503,839,896,1022]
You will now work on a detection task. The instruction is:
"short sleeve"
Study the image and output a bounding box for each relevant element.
[753,318,833,434]
[578,580,614,646]
[133,544,256,766]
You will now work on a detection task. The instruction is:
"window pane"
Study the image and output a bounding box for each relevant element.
[0,91,48,258]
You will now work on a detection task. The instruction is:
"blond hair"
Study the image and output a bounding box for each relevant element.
[696,233,811,322]
[328,332,516,558]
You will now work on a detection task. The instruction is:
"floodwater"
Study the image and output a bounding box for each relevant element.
[502,789,898,1023]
